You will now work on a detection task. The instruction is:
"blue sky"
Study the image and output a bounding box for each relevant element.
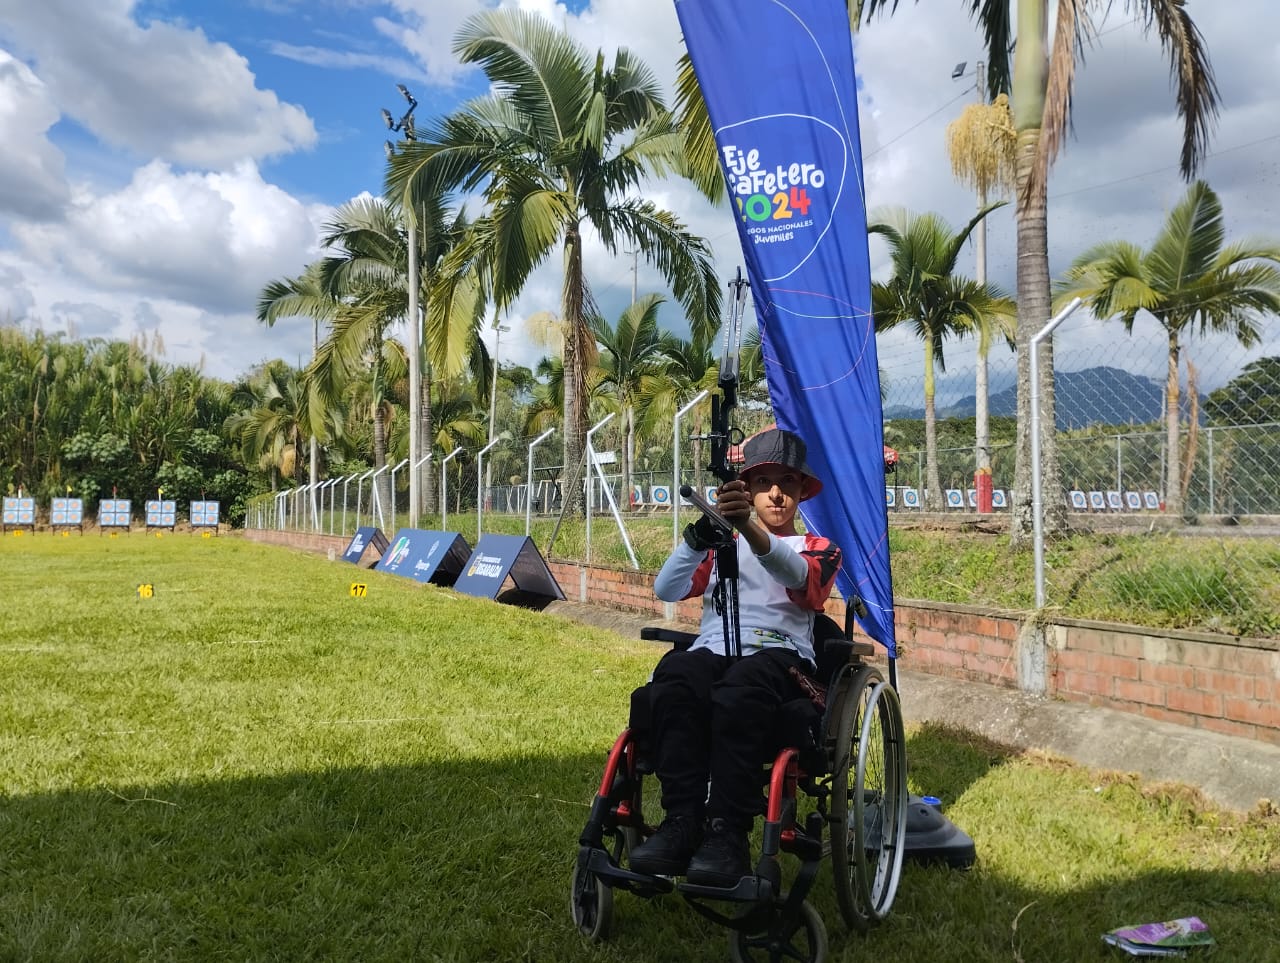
[1,0,1276,400]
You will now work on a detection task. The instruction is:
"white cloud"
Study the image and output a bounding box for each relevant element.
[0,50,68,220]
[13,161,329,314]
[0,0,316,168]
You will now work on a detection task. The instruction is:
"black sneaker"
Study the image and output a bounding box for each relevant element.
[685,817,750,886]
[629,815,701,877]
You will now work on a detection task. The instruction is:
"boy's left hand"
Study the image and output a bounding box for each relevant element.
[716,479,752,527]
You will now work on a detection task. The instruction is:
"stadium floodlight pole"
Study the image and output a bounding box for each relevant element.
[526,427,556,535]
[476,437,502,540]
[672,390,710,555]
[382,83,421,528]
[584,413,616,567]
[440,446,463,531]
[1031,297,1081,608]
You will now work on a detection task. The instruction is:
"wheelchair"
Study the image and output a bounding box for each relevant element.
[571,613,908,962]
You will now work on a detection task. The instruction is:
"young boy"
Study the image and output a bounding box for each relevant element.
[628,428,842,885]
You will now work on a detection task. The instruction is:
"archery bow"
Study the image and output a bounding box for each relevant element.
[680,269,751,659]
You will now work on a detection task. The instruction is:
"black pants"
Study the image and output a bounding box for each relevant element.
[647,647,809,830]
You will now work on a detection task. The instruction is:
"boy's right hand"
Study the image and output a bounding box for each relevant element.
[715,479,752,526]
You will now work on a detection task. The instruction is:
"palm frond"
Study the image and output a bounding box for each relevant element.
[1130,0,1220,177]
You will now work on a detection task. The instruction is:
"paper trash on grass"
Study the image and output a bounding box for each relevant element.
[1102,917,1214,957]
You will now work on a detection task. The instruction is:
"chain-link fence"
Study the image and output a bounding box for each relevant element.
[877,305,1279,635]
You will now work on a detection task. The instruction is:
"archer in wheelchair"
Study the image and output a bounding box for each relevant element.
[573,428,911,962]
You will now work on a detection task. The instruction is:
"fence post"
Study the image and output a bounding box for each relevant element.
[476,438,501,540]
[526,428,556,536]
[370,465,390,530]
[441,447,463,532]
[585,413,616,571]
[1028,298,1081,695]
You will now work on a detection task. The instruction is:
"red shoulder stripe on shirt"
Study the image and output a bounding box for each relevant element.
[785,534,842,610]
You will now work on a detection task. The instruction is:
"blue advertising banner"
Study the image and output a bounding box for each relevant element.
[452,534,565,602]
[675,0,895,653]
[342,526,389,565]
[375,529,472,586]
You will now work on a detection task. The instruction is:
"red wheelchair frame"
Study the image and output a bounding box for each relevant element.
[571,618,909,963]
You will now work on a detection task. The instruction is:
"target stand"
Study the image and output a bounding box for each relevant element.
[145,500,176,534]
[2,497,36,535]
[99,499,132,534]
[51,498,85,534]
[190,501,221,535]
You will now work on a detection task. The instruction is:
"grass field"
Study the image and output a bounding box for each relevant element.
[1,534,1277,961]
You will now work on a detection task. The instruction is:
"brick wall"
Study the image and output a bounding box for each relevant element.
[242,529,1280,746]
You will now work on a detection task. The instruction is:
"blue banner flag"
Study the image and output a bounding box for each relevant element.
[675,0,895,653]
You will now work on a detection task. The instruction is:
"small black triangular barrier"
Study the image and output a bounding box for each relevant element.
[452,534,565,603]
[341,527,389,566]
[374,529,471,586]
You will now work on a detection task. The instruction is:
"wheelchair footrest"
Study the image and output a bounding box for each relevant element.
[677,875,775,904]
[586,847,675,895]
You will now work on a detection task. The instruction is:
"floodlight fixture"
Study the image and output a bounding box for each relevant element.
[384,140,396,160]
[951,61,967,80]
[381,108,394,128]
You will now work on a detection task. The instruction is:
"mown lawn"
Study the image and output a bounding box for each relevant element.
[1,534,1276,961]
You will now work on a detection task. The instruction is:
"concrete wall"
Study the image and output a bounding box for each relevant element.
[242,529,1280,747]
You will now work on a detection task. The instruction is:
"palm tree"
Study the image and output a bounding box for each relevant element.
[679,2,1220,543]
[647,328,721,494]
[260,197,481,516]
[946,92,1018,480]
[1055,180,1280,516]
[869,207,1016,508]
[591,293,671,511]
[865,0,1220,543]
[387,8,719,513]
[224,361,312,489]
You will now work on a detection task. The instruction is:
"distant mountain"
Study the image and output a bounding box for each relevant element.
[886,367,1185,429]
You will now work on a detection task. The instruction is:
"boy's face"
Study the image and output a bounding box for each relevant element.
[743,466,805,531]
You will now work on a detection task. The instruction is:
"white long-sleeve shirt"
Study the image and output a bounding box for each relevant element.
[654,531,841,665]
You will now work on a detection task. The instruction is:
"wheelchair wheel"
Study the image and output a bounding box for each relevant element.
[828,665,908,932]
[570,827,627,941]
[729,899,827,963]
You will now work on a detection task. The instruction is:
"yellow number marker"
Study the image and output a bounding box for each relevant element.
[137,584,155,599]
[201,531,212,539]
[349,583,368,598]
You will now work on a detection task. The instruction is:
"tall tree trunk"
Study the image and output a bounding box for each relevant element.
[1009,0,1064,547]
[421,364,435,515]
[1165,329,1183,516]
[371,405,390,525]
[623,403,635,512]
[975,188,992,477]
[924,340,943,508]
[561,226,588,515]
